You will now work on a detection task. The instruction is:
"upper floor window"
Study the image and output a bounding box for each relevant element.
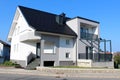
[66,39,70,45]
[81,27,89,33]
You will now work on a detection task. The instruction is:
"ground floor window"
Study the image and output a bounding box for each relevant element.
[66,52,70,58]
[44,41,56,54]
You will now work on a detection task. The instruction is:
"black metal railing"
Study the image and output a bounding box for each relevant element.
[78,53,112,62]
[81,32,98,40]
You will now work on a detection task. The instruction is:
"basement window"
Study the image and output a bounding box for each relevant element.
[44,61,54,66]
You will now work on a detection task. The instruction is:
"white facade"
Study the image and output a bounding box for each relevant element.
[8,8,40,66]
[8,7,75,67]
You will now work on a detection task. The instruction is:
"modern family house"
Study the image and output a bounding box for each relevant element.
[7,6,113,69]
[0,40,10,63]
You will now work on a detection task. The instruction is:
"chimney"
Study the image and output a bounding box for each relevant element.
[56,13,66,25]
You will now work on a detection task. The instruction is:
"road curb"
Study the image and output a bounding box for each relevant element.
[36,67,120,73]
[0,68,120,78]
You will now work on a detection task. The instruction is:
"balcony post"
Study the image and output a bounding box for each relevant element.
[104,39,106,61]
[110,40,112,53]
[98,38,100,62]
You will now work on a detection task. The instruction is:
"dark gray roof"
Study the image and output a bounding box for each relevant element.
[0,40,10,47]
[19,6,77,37]
[76,16,99,24]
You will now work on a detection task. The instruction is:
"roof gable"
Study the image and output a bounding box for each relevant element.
[18,6,77,37]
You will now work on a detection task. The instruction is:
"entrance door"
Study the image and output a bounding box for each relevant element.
[36,43,40,58]
[86,46,93,59]
[86,46,89,59]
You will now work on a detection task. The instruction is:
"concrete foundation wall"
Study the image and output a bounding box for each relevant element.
[59,61,74,66]
[11,59,26,68]
[92,62,114,68]
[77,59,92,67]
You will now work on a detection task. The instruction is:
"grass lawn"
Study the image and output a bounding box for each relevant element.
[53,66,109,69]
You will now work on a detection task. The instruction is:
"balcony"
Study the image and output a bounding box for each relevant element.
[19,31,41,42]
[81,32,98,40]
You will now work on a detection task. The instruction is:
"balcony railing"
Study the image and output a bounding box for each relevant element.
[19,31,40,42]
[81,32,98,40]
[78,53,112,62]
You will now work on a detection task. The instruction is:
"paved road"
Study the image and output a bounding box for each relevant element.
[0,73,119,80]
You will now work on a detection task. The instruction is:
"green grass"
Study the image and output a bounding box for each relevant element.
[53,66,109,69]
[0,61,16,66]
[53,66,80,68]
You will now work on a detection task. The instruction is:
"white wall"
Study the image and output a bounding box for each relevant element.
[59,37,76,61]
[10,8,36,64]
[66,18,79,34]
[0,43,3,56]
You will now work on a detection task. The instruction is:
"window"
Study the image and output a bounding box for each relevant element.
[66,39,70,45]
[66,52,70,58]
[81,27,89,39]
[81,27,89,33]
[44,42,56,54]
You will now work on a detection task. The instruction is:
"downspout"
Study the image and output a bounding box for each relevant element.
[75,37,78,66]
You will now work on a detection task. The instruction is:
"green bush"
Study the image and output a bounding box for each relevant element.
[114,52,120,68]
[0,61,21,68]
[2,61,16,66]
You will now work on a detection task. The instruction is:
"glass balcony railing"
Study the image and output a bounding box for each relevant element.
[81,32,98,40]
[78,53,113,62]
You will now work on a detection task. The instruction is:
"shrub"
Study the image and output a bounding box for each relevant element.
[0,61,22,68]
[114,52,120,68]
[3,61,16,66]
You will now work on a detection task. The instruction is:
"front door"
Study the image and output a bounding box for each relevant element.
[86,46,93,59]
[36,43,40,58]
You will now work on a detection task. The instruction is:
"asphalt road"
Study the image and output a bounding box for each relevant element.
[0,73,119,80]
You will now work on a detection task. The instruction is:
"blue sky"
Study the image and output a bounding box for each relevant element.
[0,0,120,52]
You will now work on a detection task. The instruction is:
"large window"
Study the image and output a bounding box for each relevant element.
[81,27,89,34]
[44,42,56,54]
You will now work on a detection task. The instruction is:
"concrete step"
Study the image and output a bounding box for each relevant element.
[26,58,40,70]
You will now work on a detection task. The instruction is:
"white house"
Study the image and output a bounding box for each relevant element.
[8,6,113,69]
[0,40,10,63]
